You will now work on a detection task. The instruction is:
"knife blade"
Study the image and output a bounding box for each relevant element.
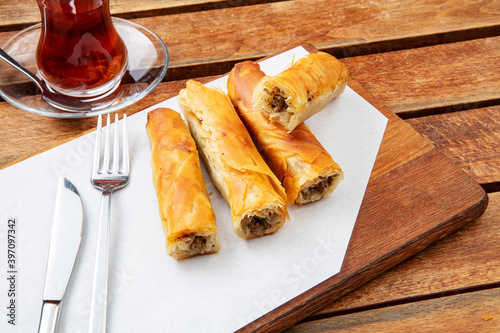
[38,178,83,333]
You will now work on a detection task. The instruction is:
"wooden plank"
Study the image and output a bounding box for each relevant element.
[132,0,500,78]
[0,0,234,29]
[238,79,487,332]
[1,0,499,71]
[406,105,500,187]
[308,191,500,319]
[341,37,500,117]
[4,0,500,32]
[286,287,500,332]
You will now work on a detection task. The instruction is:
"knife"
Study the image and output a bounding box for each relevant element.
[38,178,83,333]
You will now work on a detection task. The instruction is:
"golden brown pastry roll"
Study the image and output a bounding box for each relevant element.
[228,60,343,205]
[146,108,220,259]
[253,51,349,132]
[178,80,288,239]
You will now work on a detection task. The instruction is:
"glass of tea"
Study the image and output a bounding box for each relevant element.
[35,0,128,98]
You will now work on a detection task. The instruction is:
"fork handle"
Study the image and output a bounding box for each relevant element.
[88,191,112,333]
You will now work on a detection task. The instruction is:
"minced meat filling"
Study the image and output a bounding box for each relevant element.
[179,234,208,253]
[241,210,283,236]
[190,236,208,252]
[241,216,270,236]
[265,88,288,113]
[301,176,334,201]
[271,92,288,113]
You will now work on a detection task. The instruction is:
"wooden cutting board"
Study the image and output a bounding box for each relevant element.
[237,46,488,332]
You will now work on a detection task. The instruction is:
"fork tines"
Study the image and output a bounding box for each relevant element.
[92,114,129,177]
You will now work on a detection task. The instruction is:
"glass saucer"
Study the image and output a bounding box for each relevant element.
[0,17,168,118]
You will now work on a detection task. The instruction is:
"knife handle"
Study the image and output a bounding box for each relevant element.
[38,301,60,333]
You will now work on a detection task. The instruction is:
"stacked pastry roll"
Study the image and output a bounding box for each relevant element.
[178,80,288,239]
[253,52,349,132]
[227,56,344,205]
[146,108,221,259]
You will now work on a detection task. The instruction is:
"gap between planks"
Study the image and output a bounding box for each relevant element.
[301,281,500,324]
[286,287,500,332]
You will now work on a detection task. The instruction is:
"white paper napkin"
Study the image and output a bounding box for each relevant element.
[0,46,387,332]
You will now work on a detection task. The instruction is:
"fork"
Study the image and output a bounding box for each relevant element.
[88,114,130,333]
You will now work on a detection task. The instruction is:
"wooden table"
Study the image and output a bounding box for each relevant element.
[1,0,499,331]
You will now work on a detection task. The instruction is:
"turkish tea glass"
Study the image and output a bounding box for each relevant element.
[36,0,128,98]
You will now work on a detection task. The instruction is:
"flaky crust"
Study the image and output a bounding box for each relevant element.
[228,60,343,205]
[146,108,220,259]
[253,52,349,132]
[178,80,288,239]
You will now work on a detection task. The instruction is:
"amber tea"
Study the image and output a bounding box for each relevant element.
[36,0,127,97]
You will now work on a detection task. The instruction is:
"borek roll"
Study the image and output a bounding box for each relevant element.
[253,51,349,132]
[146,108,221,259]
[228,60,343,205]
[178,80,288,239]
